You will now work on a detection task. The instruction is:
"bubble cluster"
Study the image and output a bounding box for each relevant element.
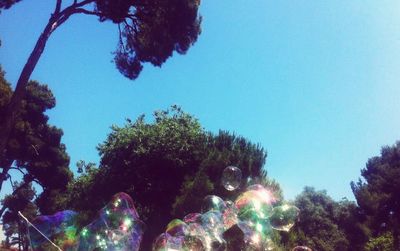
[28,193,145,251]
[221,166,242,191]
[27,166,301,251]
[153,167,300,251]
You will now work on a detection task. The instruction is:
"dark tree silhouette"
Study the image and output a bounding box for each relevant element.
[352,141,400,250]
[0,66,73,218]
[0,0,202,172]
[1,181,37,250]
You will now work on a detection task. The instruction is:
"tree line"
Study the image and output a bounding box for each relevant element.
[0,74,398,250]
[0,1,398,250]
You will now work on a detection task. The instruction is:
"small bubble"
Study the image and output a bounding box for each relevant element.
[222,166,242,191]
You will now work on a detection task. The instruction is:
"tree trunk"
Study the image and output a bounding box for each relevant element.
[0,18,56,166]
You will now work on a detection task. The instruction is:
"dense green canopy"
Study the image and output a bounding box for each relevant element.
[352,141,400,250]
[66,106,268,249]
[0,66,73,216]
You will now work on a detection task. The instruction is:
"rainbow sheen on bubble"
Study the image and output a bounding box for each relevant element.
[27,166,300,251]
[29,210,79,250]
[28,193,145,251]
[269,204,300,232]
[166,219,188,237]
[202,195,226,213]
[152,166,300,250]
[77,192,145,251]
[221,166,242,191]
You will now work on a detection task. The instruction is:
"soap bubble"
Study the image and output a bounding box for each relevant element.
[235,188,273,225]
[77,192,145,251]
[28,210,79,251]
[183,213,202,224]
[200,211,225,250]
[221,200,238,230]
[27,193,145,251]
[181,235,205,250]
[202,195,226,213]
[221,166,242,191]
[152,232,171,251]
[166,219,188,236]
[269,204,299,232]
[153,222,206,251]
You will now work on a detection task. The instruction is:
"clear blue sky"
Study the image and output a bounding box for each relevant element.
[1,0,400,203]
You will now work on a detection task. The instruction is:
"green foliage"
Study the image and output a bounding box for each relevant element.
[0,0,21,10]
[66,106,267,249]
[111,0,202,79]
[284,187,355,251]
[351,141,400,249]
[365,232,394,251]
[1,182,37,250]
[0,69,73,215]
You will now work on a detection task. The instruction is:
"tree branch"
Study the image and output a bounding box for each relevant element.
[0,177,34,219]
[54,0,62,15]
[10,167,26,176]
[54,0,98,30]
[74,0,95,8]
[73,8,101,17]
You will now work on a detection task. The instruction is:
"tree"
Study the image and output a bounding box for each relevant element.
[0,67,73,217]
[66,106,268,250]
[351,141,400,250]
[0,0,202,173]
[284,187,352,251]
[365,232,394,251]
[1,182,37,251]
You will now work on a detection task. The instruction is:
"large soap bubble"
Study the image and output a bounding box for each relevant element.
[221,166,242,191]
[28,210,79,251]
[77,192,145,251]
[269,204,300,232]
[235,187,274,226]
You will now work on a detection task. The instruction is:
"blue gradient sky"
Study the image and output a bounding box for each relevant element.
[1,0,400,203]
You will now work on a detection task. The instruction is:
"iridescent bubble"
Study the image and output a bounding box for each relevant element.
[153,224,206,251]
[29,210,79,251]
[202,195,226,213]
[235,189,273,224]
[181,235,206,251]
[221,166,242,191]
[292,246,313,251]
[152,232,171,251]
[166,219,188,237]
[269,204,300,232]
[183,213,202,224]
[200,211,225,250]
[77,192,145,251]
[246,184,278,205]
[222,200,238,230]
